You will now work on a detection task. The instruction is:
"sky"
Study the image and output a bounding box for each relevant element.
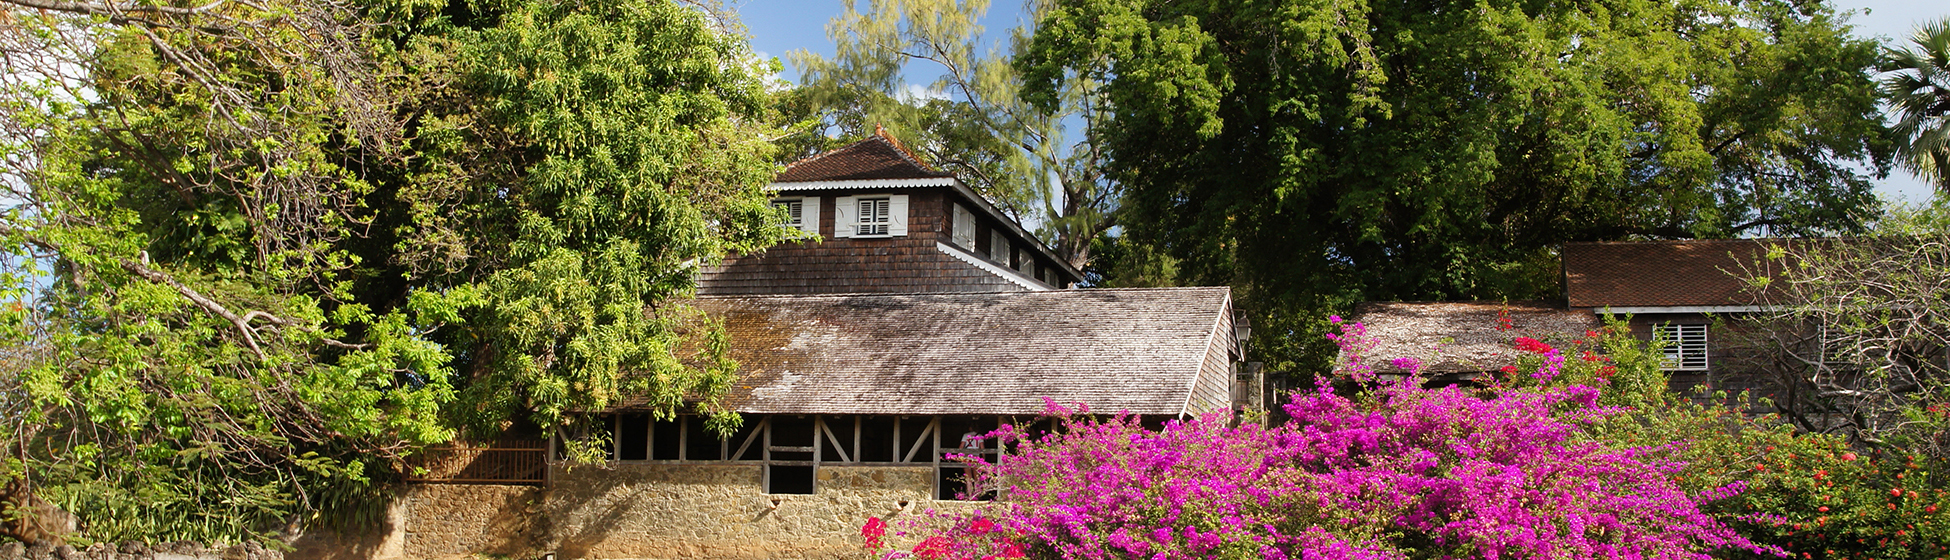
[734,0,1950,206]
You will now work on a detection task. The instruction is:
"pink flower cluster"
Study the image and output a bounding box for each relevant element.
[901,321,1781,560]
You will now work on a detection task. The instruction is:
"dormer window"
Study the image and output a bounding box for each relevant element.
[951,204,976,248]
[834,194,908,238]
[857,198,890,236]
[771,197,819,236]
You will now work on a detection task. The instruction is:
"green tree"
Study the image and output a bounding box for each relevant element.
[1016,0,1894,371]
[0,0,787,544]
[1883,16,1950,191]
[792,0,1115,268]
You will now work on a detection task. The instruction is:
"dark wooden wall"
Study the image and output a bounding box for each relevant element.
[697,188,1063,295]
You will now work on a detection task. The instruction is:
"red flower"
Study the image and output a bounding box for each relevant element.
[1841,452,1858,462]
[967,517,997,535]
[914,536,954,560]
[1514,337,1553,354]
[1499,365,1519,374]
[1597,366,1616,377]
[1001,543,1027,558]
[862,517,888,552]
[1580,351,1601,362]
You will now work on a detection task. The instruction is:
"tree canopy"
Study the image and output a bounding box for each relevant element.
[1882,16,1950,191]
[790,0,1116,269]
[0,0,788,543]
[1016,0,1894,369]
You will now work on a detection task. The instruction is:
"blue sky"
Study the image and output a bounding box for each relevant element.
[735,0,1949,206]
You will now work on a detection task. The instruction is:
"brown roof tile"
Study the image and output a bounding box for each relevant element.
[1563,240,1796,308]
[1350,301,1600,373]
[776,130,954,183]
[690,287,1235,415]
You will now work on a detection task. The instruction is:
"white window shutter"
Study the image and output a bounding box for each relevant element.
[952,204,976,248]
[990,231,1009,264]
[834,196,857,238]
[800,197,822,237]
[888,195,909,236]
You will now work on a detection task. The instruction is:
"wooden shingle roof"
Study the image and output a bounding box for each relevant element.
[1350,301,1599,374]
[776,130,953,183]
[693,287,1236,416]
[1563,239,1794,308]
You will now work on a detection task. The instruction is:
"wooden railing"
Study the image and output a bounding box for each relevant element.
[404,439,548,485]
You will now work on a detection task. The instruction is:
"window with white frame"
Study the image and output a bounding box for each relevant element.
[1015,247,1034,274]
[857,198,891,236]
[952,204,976,248]
[1654,323,1709,371]
[990,231,1010,264]
[771,197,818,236]
[834,194,906,237]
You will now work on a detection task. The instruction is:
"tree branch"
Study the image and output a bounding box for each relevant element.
[0,0,227,17]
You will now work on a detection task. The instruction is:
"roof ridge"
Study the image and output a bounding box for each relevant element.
[872,125,939,173]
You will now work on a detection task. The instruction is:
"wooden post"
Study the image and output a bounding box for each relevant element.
[812,415,823,492]
[930,416,942,499]
[852,416,862,464]
[762,416,773,493]
[679,415,689,461]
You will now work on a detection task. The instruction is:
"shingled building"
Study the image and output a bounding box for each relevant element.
[699,131,1081,294]
[1350,239,1793,396]
[299,134,1254,560]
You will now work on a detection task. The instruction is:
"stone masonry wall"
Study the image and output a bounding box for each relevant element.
[292,464,984,559]
[289,484,542,560]
[540,463,961,560]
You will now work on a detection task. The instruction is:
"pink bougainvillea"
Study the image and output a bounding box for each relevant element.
[891,321,1782,560]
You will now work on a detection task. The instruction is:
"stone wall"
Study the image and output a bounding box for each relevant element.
[541,463,964,560]
[291,464,985,559]
[290,484,542,560]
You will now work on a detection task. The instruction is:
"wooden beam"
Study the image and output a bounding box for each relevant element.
[902,418,935,463]
[732,417,764,461]
[820,418,853,463]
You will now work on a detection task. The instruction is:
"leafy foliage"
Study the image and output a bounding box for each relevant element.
[1881,16,1950,191]
[908,320,1776,560]
[0,0,787,544]
[791,0,1115,268]
[1015,0,1894,371]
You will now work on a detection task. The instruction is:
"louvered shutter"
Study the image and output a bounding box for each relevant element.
[951,204,975,248]
[1655,324,1710,371]
[834,196,858,238]
[799,197,821,236]
[888,195,909,236]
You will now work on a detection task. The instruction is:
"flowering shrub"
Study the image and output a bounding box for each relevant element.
[891,318,1778,560]
[1717,442,1949,559]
